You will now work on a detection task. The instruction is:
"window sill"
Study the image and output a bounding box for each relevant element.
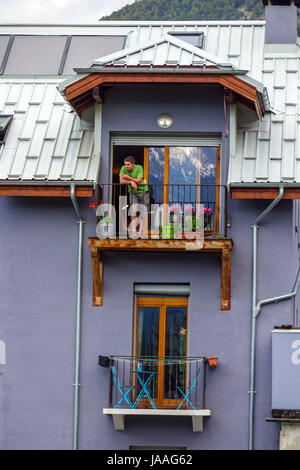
[103,408,211,432]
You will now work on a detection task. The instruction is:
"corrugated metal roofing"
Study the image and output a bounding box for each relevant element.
[0,80,97,183]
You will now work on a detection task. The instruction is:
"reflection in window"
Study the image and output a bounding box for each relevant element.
[168,147,217,204]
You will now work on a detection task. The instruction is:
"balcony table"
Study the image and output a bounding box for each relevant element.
[132,369,159,410]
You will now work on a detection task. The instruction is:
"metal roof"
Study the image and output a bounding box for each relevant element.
[91,34,237,68]
[0,80,97,184]
[229,49,300,185]
[1,20,300,185]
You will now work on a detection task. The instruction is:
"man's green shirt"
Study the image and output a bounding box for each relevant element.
[119,164,148,193]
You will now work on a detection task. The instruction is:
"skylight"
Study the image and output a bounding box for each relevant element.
[168,31,204,48]
[0,115,12,144]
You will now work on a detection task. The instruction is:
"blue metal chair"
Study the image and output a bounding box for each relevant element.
[111,365,135,409]
[177,366,201,410]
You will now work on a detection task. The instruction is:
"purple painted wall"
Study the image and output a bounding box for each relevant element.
[0,196,296,449]
[0,86,298,450]
[100,85,228,184]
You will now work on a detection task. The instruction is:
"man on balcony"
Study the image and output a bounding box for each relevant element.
[119,156,150,237]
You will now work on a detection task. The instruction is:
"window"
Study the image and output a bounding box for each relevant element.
[113,144,220,205]
[146,146,220,207]
[168,31,204,48]
[0,115,12,145]
[133,295,188,408]
[113,144,221,234]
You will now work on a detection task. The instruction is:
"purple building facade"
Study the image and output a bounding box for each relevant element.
[0,1,300,450]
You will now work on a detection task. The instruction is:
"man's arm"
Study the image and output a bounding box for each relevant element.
[119,170,138,190]
[119,166,143,185]
[122,175,142,184]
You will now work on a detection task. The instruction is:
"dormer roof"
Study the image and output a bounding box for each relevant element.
[59,33,267,119]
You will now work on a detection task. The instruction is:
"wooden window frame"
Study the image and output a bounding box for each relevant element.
[143,145,221,235]
[133,295,189,409]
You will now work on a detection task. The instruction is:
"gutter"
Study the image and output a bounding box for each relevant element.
[70,183,85,450]
[248,184,300,450]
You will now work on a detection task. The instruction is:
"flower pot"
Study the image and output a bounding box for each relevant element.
[207,356,218,368]
[161,224,174,239]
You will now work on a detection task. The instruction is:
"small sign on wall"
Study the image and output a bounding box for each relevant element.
[0,340,6,365]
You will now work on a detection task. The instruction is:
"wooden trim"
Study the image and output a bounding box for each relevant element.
[66,73,257,100]
[221,247,231,310]
[136,297,188,307]
[135,296,188,407]
[0,185,94,197]
[143,147,149,184]
[231,187,300,199]
[90,248,103,306]
[89,238,232,310]
[65,72,262,117]
[89,237,232,252]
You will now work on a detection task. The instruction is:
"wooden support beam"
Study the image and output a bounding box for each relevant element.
[221,247,232,310]
[92,86,104,104]
[0,184,94,197]
[88,238,233,310]
[90,247,103,306]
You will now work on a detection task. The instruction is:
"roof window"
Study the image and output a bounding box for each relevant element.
[168,31,204,48]
[0,115,12,145]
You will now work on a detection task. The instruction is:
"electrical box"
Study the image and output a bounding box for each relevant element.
[272,328,300,415]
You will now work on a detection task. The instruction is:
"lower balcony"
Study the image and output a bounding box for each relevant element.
[99,355,218,432]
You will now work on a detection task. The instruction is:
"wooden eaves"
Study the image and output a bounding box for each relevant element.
[88,237,233,311]
[64,70,264,119]
[0,184,94,197]
[231,187,300,199]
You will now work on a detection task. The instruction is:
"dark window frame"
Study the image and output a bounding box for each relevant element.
[168,31,204,48]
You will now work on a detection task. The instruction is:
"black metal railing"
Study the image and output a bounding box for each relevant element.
[99,356,208,411]
[93,183,227,239]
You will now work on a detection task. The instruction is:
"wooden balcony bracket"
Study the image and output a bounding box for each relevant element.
[90,247,103,306]
[88,238,233,310]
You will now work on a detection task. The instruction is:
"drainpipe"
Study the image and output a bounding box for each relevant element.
[248,184,300,449]
[70,184,85,450]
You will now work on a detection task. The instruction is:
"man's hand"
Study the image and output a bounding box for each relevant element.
[121,174,130,181]
[130,181,138,191]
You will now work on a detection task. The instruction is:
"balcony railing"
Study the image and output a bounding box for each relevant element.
[94,183,228,239]
[99,356,209,411]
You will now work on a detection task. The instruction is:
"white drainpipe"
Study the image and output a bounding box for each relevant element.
[248,184,300,449]
[70,184,85,450]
